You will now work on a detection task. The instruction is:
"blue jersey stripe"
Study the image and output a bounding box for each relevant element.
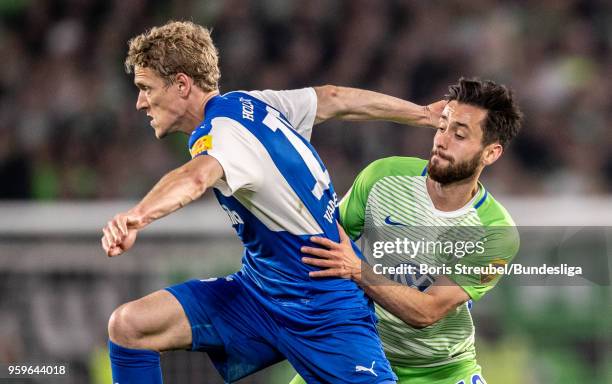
[188,92,365,306]
[214,91,339,239]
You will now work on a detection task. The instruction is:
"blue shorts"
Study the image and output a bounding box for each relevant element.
[166,274,396,383]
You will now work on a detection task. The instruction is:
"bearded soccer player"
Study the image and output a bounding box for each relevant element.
[101,21,402,384]
[291,78,522,384]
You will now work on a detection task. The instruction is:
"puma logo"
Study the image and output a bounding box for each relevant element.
[355,361,377,376]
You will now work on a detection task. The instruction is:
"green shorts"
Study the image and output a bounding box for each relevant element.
[289,359,486,384]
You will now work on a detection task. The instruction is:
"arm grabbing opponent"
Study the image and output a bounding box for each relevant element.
[302,223,469,328]
[314,85,446,128]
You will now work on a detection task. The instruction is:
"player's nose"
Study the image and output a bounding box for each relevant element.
[136,91,149,111]
[433,129,449,149]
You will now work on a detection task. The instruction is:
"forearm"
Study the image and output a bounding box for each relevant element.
[302,227,464,327]
[356,265,445,328]
[315,85,436,128]
[129,156,222,228]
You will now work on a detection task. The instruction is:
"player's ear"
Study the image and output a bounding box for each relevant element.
[175,73,191,98]
[482,142,503,166]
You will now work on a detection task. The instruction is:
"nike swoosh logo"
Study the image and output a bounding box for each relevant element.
[384,216,405,226]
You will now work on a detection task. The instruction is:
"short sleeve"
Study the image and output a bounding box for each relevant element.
[189,117,264,195]
[447,225,520,301]
[339,172,369,240]
[340,158,426,240]
[339,160,390,240]
[245,88,317,141]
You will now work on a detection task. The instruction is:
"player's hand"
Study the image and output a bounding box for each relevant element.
[425,100,446,128]
[101,212,142,257]
[301,223,362,281]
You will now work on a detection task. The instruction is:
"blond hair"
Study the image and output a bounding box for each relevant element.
[125,21,220,92]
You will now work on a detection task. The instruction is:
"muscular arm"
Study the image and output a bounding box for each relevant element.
[314,85,444,128]
[357,268,470,328]
[302,226,469,328]
[102,155,224,256]
[129,155,223,227]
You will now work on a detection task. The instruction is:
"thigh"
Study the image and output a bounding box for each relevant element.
[113,289,192,351]
[165,276,261,351]
[166,277,285,382]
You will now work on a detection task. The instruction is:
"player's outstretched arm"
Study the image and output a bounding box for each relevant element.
[314,85,445,128]
[101,155,224,257]
[302,224,469,328]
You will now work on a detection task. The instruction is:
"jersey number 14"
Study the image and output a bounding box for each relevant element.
[262,106,331,200]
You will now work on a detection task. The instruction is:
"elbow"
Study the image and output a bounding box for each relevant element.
[185,155,223,201]
[315,85,345,122]
[403,308,441,329]
[318,84,342,100]
[409,316,437,329]
[189,170,209,199]
[173,166,209,202]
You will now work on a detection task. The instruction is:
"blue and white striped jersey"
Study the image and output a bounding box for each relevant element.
[188,88,367,311]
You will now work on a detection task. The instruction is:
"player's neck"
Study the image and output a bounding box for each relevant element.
[182,90,219,135]
[199,90,219,119]
[426,175,480,212]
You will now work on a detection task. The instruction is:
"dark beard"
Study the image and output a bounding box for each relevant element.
[427,150,482,185]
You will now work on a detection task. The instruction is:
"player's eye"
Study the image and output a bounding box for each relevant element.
[455,134,464,140]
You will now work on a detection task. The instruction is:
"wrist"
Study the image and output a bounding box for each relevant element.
[351,259,364,283]
[126,208,148,229]
[422,105,434,127]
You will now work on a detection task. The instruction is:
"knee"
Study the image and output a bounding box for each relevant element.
[108,303,146,348]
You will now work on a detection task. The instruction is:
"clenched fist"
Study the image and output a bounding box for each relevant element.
[101,213,142,257]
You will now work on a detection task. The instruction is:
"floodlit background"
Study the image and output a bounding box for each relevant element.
[0,0,610,383]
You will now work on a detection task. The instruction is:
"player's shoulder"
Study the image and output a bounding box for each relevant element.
[360,156,428,181]
[189,93,256,153]
[221,90,272,109]
[475,190,516,227]
[351,157,427,199]
[476,190,520,251]
[196,91,267,131]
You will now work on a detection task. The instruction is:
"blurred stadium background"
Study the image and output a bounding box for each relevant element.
[0,0,610,383]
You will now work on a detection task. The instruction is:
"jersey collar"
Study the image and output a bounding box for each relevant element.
[420,166,488,217]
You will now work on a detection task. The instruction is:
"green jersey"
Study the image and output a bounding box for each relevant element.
[340,156,519,368]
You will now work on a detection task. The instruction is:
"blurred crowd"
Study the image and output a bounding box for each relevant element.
[0,0,611,199]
